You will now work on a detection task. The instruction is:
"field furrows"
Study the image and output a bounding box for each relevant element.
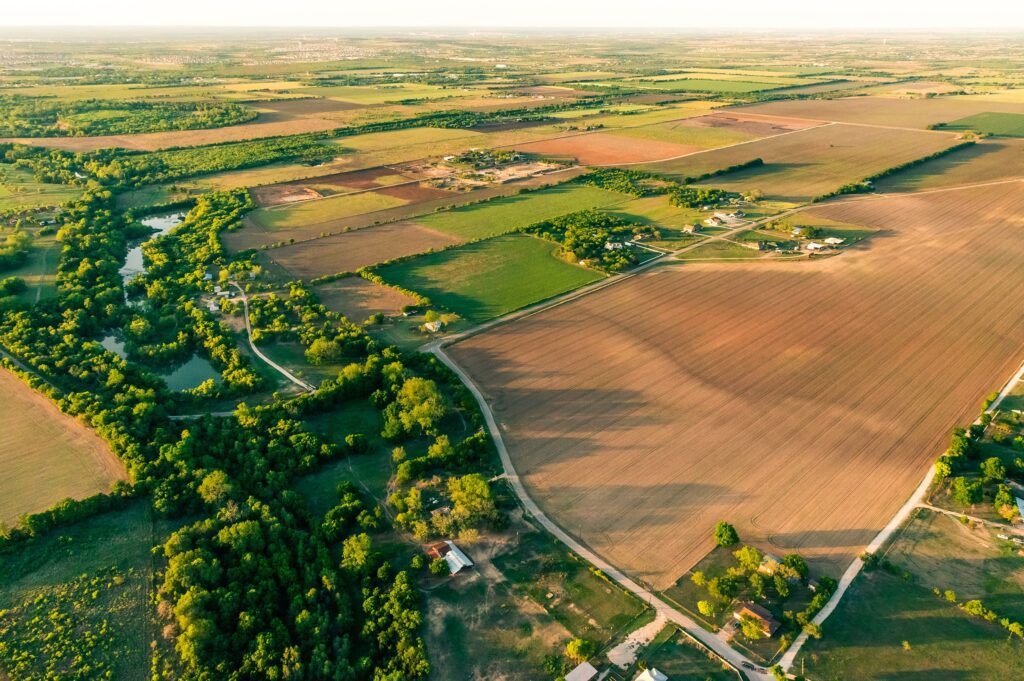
[450,182,1024,589]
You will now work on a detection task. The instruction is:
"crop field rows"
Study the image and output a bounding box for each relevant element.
[449,181,1024,590]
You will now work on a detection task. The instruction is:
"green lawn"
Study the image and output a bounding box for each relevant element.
[374,234,604,322]
[0,164,82,212]
[419,184,625,240]
[797,569,1024,680]
[942,111,1024,137]
[0,501,172,681]
[248,190,408,229]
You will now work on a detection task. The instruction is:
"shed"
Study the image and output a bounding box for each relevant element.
[806,242,826,251]
[682,224,701,233]
[758,552,783,575]
[636,668,669,681]
[565,661,599,681]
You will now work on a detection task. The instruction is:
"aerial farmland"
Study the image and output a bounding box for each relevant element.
[3,21,1024,681]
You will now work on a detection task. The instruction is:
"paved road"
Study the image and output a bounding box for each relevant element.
[431,345,769,679]
[229,283,316,393]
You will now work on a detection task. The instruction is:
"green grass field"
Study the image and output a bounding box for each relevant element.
[0,165,82,212]
[249,190,408,229]
[797,569,1024,679]
[676,239,762,260]
[375,234,604,321]
[419,184,625,240]
[0,501,169,681]
[641,627,740,680]
[942,111,1024,136]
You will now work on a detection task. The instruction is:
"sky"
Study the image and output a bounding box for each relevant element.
[4,0,1024,30]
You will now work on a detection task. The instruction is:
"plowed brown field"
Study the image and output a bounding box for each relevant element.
[449,181,1024,589]
[265,221,462,279]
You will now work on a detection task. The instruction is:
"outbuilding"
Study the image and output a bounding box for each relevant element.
[565,661,599,681]
[635,668,669,681]
[425,540,474,574]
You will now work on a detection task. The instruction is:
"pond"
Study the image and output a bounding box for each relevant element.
[119,212,184,285]
[100,335,220,391]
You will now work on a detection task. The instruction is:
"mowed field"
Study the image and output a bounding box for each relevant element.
[375,234,604,322]
[639,123,959,201]
[313,277,418,322]
[448,181,1024,589]
[0,367,127,525]
[513,131,700,165]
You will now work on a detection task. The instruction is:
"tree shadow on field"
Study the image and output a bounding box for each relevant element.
[768,527,879,551]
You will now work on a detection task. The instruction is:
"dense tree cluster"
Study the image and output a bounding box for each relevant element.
[526,209,656,271]
[0,228,31,272]
[0,95,257,137]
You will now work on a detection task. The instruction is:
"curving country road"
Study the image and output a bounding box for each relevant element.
[229,282,316,393]
[430,345,769,679]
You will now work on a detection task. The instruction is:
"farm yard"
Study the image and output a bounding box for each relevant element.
[448,181,1024,590]
[640,122,961,201]
[0,367,127,525]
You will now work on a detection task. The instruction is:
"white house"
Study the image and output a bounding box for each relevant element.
[565,662,599,681]
[806,242,826,251]
[442,541,473,574]
[423,320,443,333]
[604,242,625,251]
[636,668,669,681]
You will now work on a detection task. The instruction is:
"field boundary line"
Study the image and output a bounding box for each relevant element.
[430,343,770,679]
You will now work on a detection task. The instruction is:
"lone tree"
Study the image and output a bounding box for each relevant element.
[714,521,740,547]
[565,637,596,664]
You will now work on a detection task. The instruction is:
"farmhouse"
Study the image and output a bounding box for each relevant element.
[805,242,826,251]
[682,223,701,233]
[734,603,781,637]
[704,216,725,227]
[635,668,669,681]
[823,237,846,246]
[604,241,625,250]
[425,540,474,574]
[423,320,443,333]
[565,661,599,681]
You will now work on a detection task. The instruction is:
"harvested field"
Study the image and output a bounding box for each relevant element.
[248,189,410,230]
[739,96,1024,129]
[264,221,462,279]
[449,181,1024,590]
[515,131,699,165]
[314,277,418,322]
[639,123,959,202]
[0,367,127,525]
[875,139,1024,192]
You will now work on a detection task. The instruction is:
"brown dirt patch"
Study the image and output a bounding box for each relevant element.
[314,277,417,322]
[516,131,700,165]
[449,181,1024,589]
[251,185,323,206]
[375,182,455,202]
[265,221,463,279]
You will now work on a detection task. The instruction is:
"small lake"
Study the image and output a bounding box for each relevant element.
[119,212,184,285]
[101,335,220,391]
[107,212,220,392]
